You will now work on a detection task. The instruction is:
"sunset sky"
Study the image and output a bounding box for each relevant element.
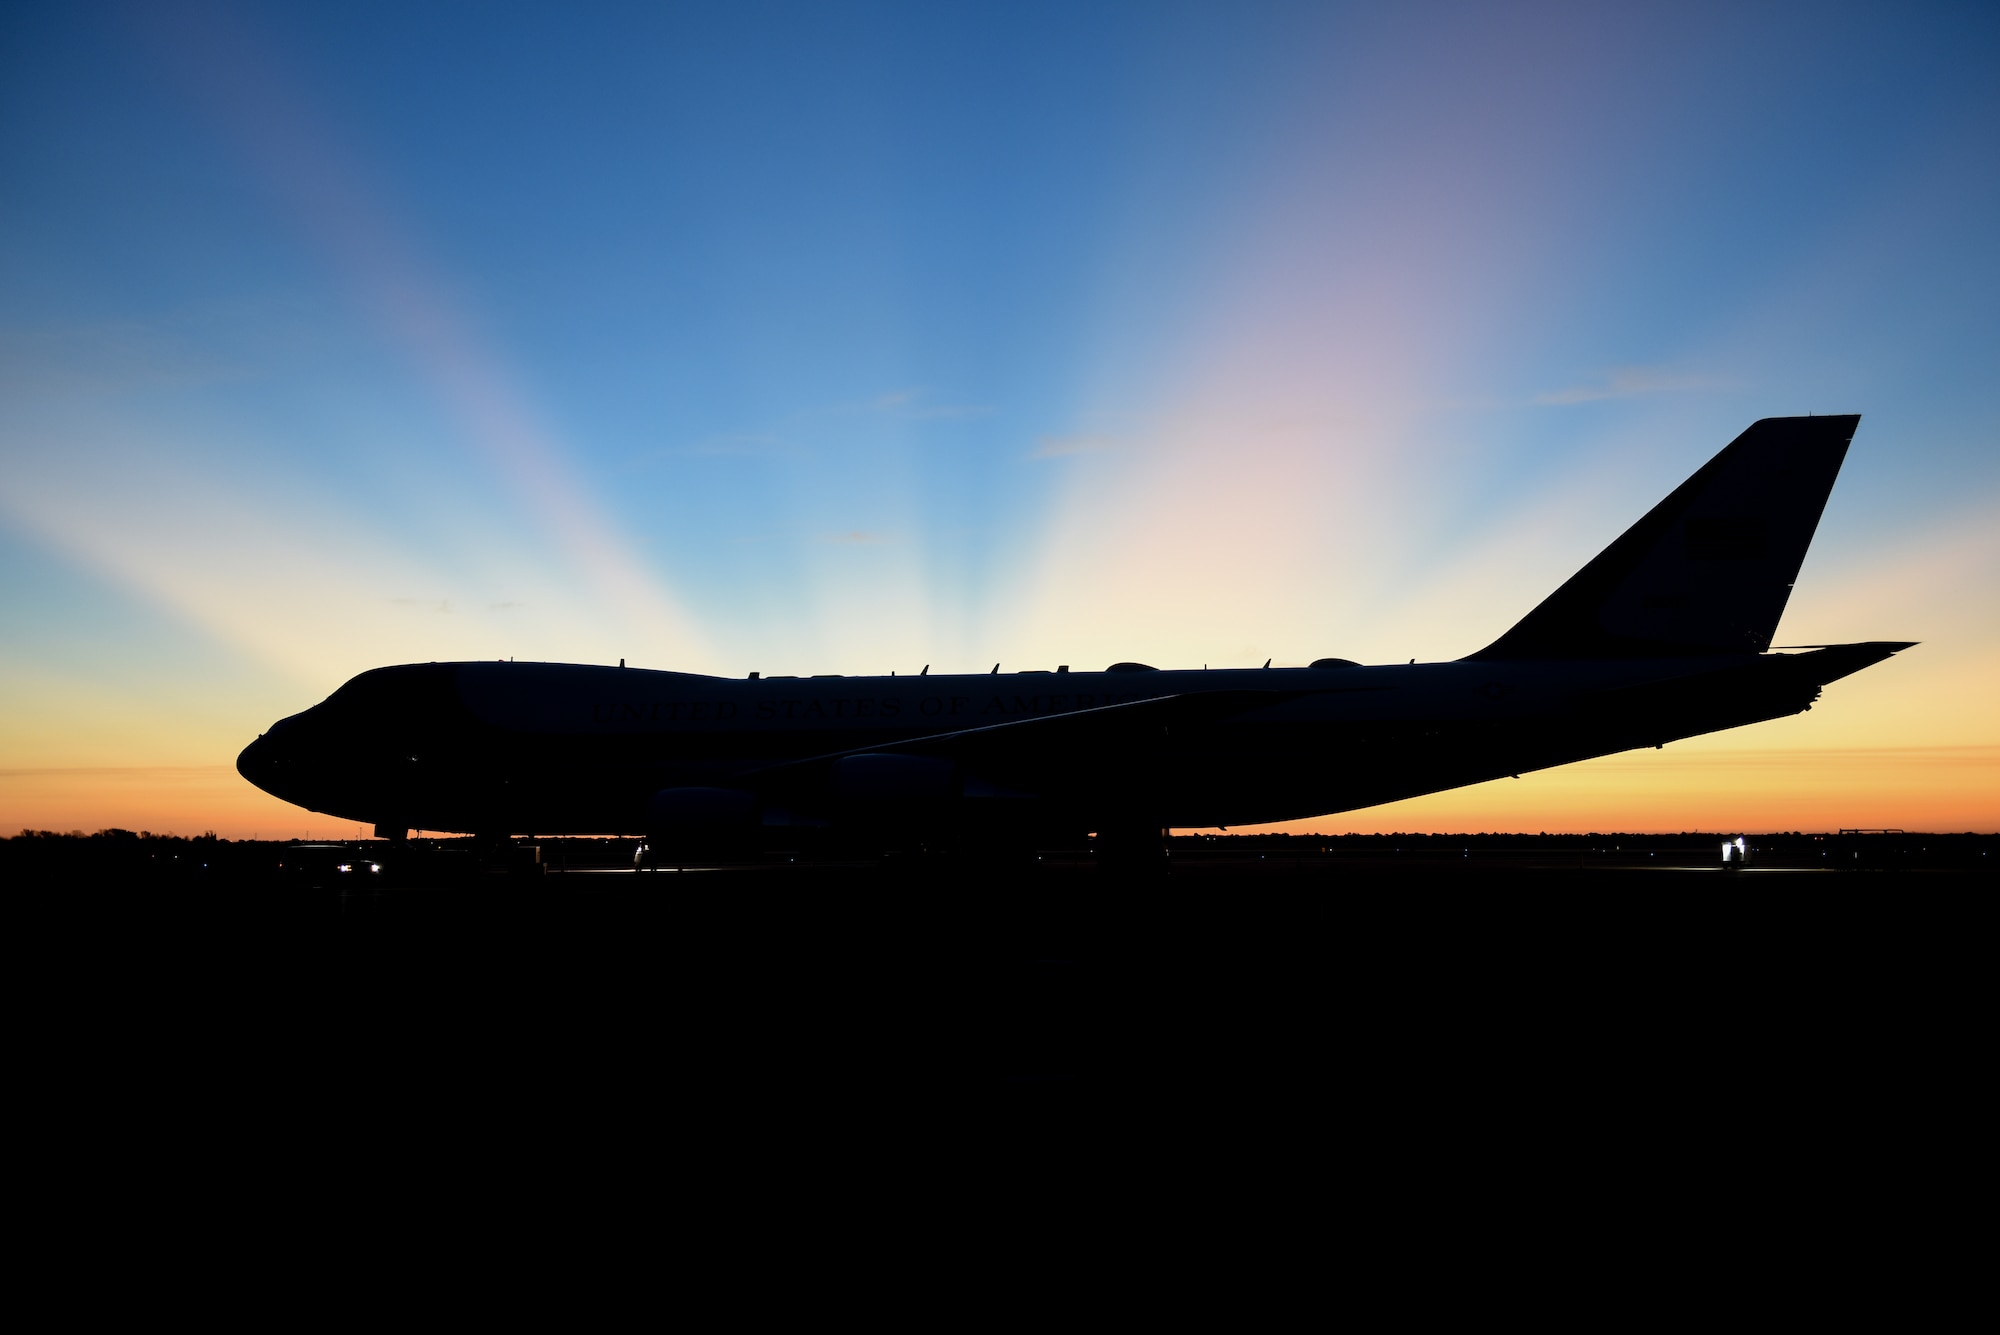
[2,1,1995,837]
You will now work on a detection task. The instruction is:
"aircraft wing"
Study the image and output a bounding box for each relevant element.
[745,688,1306,803]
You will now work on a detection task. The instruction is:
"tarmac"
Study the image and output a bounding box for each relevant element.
[17,832,1984,1252]
[29,838,1988,1097]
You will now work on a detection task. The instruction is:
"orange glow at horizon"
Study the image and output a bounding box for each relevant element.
[1,765,362,841]
[6,742,1996,842]
[1221,744,2000,838]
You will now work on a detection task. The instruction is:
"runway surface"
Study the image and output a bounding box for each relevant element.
[30,843,1988,1099]
[19,837,1985,1265]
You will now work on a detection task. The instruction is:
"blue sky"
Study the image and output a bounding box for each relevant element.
[2,1,1995,832]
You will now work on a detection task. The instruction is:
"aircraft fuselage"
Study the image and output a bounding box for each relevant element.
[236,646,1895,838]
[237,417,1909,843]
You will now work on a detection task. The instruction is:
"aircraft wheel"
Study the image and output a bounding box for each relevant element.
[1095,821,1169,879]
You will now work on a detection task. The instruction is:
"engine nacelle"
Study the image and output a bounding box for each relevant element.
[646,786,756,828]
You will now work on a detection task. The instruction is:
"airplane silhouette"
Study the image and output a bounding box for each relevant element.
[238,415,1908,858]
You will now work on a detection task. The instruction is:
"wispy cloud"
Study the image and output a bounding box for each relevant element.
[659,433,793,458]
[693,390,993,454]
[841,388,995,420]
[390,596,529,613]
[1030,433,1119,460]
[820,530,888,545]
[1534,367,1723,405]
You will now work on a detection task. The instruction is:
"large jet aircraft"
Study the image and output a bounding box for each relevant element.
[239,415,1908,857]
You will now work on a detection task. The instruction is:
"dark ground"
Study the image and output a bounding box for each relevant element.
[15,828,1989,1276]
[17,830,1989,1097]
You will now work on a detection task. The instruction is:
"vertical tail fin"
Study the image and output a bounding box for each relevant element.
[1466,415,1858,660]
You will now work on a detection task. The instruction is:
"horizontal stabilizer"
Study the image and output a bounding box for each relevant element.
[1469,415,1859,659]
[1780,639,1917,684]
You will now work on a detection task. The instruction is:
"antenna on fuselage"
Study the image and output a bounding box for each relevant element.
[991,663,1000,674]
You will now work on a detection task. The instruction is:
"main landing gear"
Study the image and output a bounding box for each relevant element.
[1095,820,1170,879]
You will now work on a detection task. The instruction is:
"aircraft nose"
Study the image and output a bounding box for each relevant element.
[237,731,278,794]
[237,717,307,799]
[236,709,353,808]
